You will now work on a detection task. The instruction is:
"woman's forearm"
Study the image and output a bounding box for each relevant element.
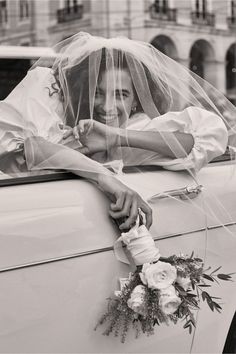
[118,129,194,159]
[24,136,111,183]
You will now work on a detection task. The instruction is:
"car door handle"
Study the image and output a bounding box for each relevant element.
[147,184,203,202]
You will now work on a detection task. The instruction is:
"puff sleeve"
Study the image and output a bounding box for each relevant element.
[0,67,63,155]
[126,107,228,172]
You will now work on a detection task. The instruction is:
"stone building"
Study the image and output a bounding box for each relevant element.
[0,0,235,103]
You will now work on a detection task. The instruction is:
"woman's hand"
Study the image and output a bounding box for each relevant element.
[97,174,153,230]
[63,120,119,156]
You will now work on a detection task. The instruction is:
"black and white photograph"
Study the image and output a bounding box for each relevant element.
[0,1,236,353]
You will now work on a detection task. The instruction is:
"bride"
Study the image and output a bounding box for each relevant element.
[0,32,234,229]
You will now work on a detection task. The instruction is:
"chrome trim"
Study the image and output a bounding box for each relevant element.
[148,184,203,202]
[1,221,236,273]
[0,246,113,273]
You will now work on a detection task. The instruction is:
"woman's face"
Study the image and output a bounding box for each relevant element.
[94,68,137,126]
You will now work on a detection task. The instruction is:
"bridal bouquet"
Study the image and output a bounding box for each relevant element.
[96,219,233,343]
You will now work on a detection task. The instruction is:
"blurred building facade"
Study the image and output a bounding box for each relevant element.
[0,0,235,103]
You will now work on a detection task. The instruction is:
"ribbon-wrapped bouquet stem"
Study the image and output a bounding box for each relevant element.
[96,217,233,343]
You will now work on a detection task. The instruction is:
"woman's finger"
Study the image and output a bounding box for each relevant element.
[79,119,93,135]
[77,146,90,155]
[140,202,153,229]
[78,120,85,134]
[119,198,138,230]
[113,193,133,219]
[63,128,73,139]
[109,194,132,220]
[86,120,94,135]
[110,193,125,211]
[72,126,80,140]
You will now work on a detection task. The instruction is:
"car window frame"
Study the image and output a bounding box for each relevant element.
[0,171,77,188]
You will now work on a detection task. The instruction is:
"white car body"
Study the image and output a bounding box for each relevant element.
[0,162,235,353]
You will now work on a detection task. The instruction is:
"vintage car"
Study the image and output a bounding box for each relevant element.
[0,157,236,353]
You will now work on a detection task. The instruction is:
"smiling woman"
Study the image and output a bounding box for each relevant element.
[0,32,235,230]
[59,39,227,169]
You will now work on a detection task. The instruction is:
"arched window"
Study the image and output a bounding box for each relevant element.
[226,44,236,91]
[151,35,178,60]
[190,48,204,79]
[189,40,215,82]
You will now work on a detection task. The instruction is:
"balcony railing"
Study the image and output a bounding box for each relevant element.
[191,11,215,26]
[227,16,236,29]
[57,4,83,24]
[149,4,177,22]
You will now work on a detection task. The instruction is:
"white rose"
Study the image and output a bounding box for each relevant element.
[140,261,177,290]
[176,275,192,291]
[159,286,182,315]
[127,285,146,316]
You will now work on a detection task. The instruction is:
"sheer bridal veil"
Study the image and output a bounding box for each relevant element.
[27,32,236,171]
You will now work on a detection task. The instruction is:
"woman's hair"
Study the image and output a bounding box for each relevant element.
[49,47,169,127]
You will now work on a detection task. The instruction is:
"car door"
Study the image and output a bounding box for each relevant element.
[0,164,235,353]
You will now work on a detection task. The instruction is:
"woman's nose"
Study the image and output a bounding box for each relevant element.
[102,94,115,112]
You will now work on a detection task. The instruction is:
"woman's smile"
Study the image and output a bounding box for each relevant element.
[95,113,119,124]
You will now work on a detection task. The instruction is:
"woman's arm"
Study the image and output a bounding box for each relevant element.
[24,136,152,230]
[64,106,228,172]
[64,120,194,159]
[118,129,194,158]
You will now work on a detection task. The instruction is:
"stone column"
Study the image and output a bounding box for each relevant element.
[174,57,191,109]
[204,60,226,94]
[33,0,51,46]
[177,58,190,68]
[58,0,64,10]
[90,0,108,37]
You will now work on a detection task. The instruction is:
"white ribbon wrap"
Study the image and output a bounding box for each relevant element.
[114,220,161,265]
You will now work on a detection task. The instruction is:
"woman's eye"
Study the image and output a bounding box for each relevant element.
[95,90,102,97]
[115,90,128,99]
